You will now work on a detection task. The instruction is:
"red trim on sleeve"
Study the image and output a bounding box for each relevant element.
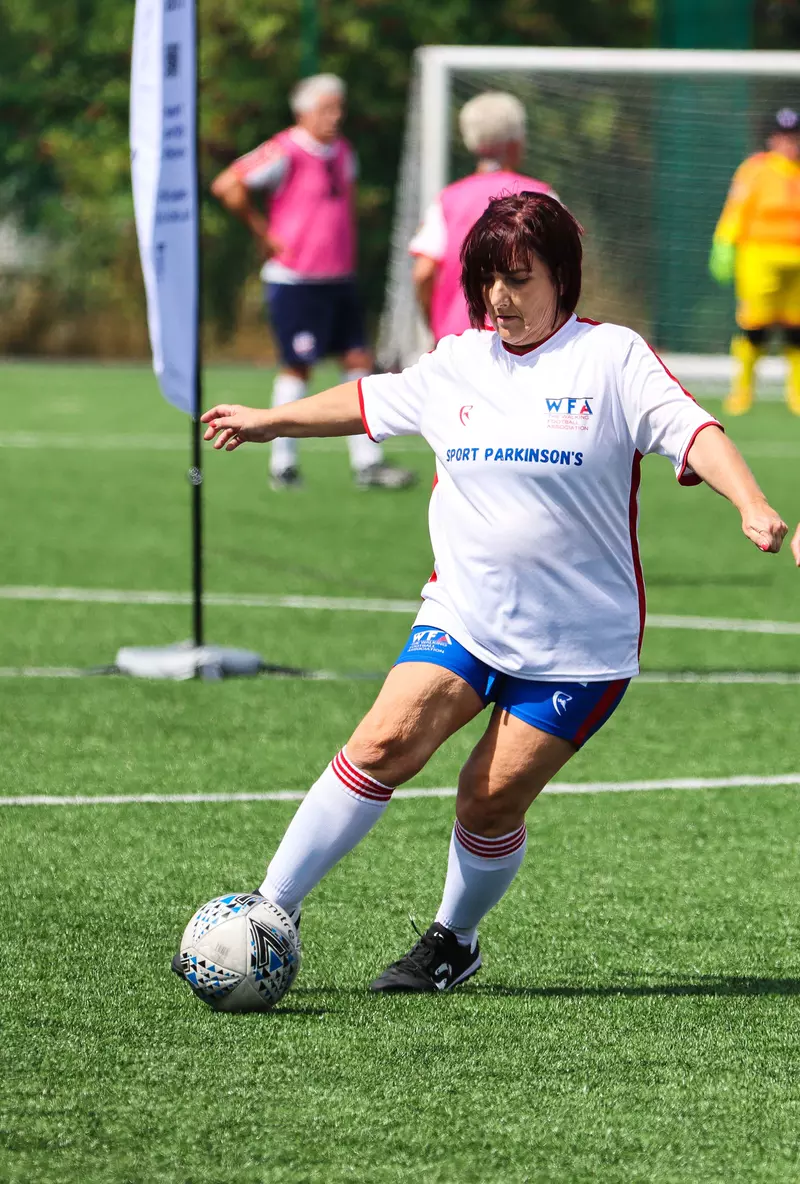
[628,450,646,658]
[573,680,628,747]
[357,378,377,442]
[645,343,698,403]
[677,421,724,486]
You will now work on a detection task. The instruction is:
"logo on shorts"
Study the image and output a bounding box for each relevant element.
[459,405,473,426]
[292,331,316,359]
[552,691,573,717]
[409,629,452,653]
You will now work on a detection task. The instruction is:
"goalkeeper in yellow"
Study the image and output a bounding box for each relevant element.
[710,107,800,416]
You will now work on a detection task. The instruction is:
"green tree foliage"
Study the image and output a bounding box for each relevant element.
[1,0,658,352]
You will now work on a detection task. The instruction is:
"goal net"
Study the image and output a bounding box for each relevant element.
[378,48,800,388]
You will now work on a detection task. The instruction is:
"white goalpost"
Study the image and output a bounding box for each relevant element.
[378,47,800,390]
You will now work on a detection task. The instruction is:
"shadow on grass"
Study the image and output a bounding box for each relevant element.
[224,1001,329,1017]
[467,976,800,999]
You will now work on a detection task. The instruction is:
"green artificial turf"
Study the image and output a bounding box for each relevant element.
[1,362,800,1183]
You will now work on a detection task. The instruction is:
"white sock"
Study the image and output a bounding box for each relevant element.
[343,369,383,471]
[260,748,393,915]
[271,373,306,476]
[435,819,528,948]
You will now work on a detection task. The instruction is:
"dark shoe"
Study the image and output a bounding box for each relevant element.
[355,463,417,490]
[370,922,481,993]
[270,466,302,491]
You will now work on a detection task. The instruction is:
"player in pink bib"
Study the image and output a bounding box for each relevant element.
[211,74,413,491]
[410,91,557,342]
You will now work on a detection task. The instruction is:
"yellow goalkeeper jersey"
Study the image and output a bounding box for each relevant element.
[715,151,800,247]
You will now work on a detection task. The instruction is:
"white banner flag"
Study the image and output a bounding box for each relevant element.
[130,0,198,415]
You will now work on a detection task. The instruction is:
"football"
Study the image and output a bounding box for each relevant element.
[174,894,301,1011]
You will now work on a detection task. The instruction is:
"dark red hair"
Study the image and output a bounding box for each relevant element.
[460,192,584,329]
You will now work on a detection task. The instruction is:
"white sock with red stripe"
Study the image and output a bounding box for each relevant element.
[271,373,306,476]
[343,369,383,471]
[435,819,528,948]
[259,748,393,915]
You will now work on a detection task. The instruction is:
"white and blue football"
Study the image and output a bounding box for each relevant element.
[175,894,300,1011]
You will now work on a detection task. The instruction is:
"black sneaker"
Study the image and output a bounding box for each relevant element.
[270,466,302,491]
[355,463,417,490]
[370,922,481,993]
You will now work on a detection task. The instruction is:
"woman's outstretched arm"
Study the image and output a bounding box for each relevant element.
[201,381,363,451]
[685,426,787,553]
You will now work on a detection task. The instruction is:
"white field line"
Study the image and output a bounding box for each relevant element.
[2,585,800,637]
[0,667,87,679]
[0,585,421,614]
[3,773,800,807]
[636,671,800,684]
[0,665,352,681]
[0,432,430,454]
[0,666,799,684]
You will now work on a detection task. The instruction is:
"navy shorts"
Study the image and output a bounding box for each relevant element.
[265,280,366,367]
[395,627,630,748]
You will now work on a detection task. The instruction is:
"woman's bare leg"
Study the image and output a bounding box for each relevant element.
[433,708,575,946]
[260,663,485,916]
[370,709,576,992]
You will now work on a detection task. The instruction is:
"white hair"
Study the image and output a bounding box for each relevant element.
[290,74,345,115]
[459,92,526,156]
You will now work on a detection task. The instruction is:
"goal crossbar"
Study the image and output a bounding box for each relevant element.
[419,48,800,209]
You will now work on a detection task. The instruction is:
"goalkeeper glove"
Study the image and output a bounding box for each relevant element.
[709,239,736,285]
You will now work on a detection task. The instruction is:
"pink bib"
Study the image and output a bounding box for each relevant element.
[268,129,356,278]
[431,171,555,341]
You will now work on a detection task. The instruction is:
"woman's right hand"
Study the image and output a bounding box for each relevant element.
[792,523,800,567]
[201,404,276,451]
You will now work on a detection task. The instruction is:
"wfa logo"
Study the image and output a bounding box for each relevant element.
[552,691,573,717]
[546,398,593,415]
[409,629,452,654]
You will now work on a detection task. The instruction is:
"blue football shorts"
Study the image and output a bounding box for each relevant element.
[394,626,630,748]
[265,280,367,367]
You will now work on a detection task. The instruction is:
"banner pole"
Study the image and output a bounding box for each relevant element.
[190,0,204,650]
[190,411,203,650]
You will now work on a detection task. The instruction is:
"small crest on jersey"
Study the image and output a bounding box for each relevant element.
[459,404,473,426]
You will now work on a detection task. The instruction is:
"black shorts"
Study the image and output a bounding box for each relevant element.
[265,280,367,367]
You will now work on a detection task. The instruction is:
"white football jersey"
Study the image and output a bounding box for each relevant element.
[360,315,720,681]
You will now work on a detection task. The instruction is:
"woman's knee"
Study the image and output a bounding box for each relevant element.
[346,721,430,785]
[456,757,524,836]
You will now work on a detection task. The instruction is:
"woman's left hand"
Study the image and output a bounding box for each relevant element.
[740,501,788,553]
